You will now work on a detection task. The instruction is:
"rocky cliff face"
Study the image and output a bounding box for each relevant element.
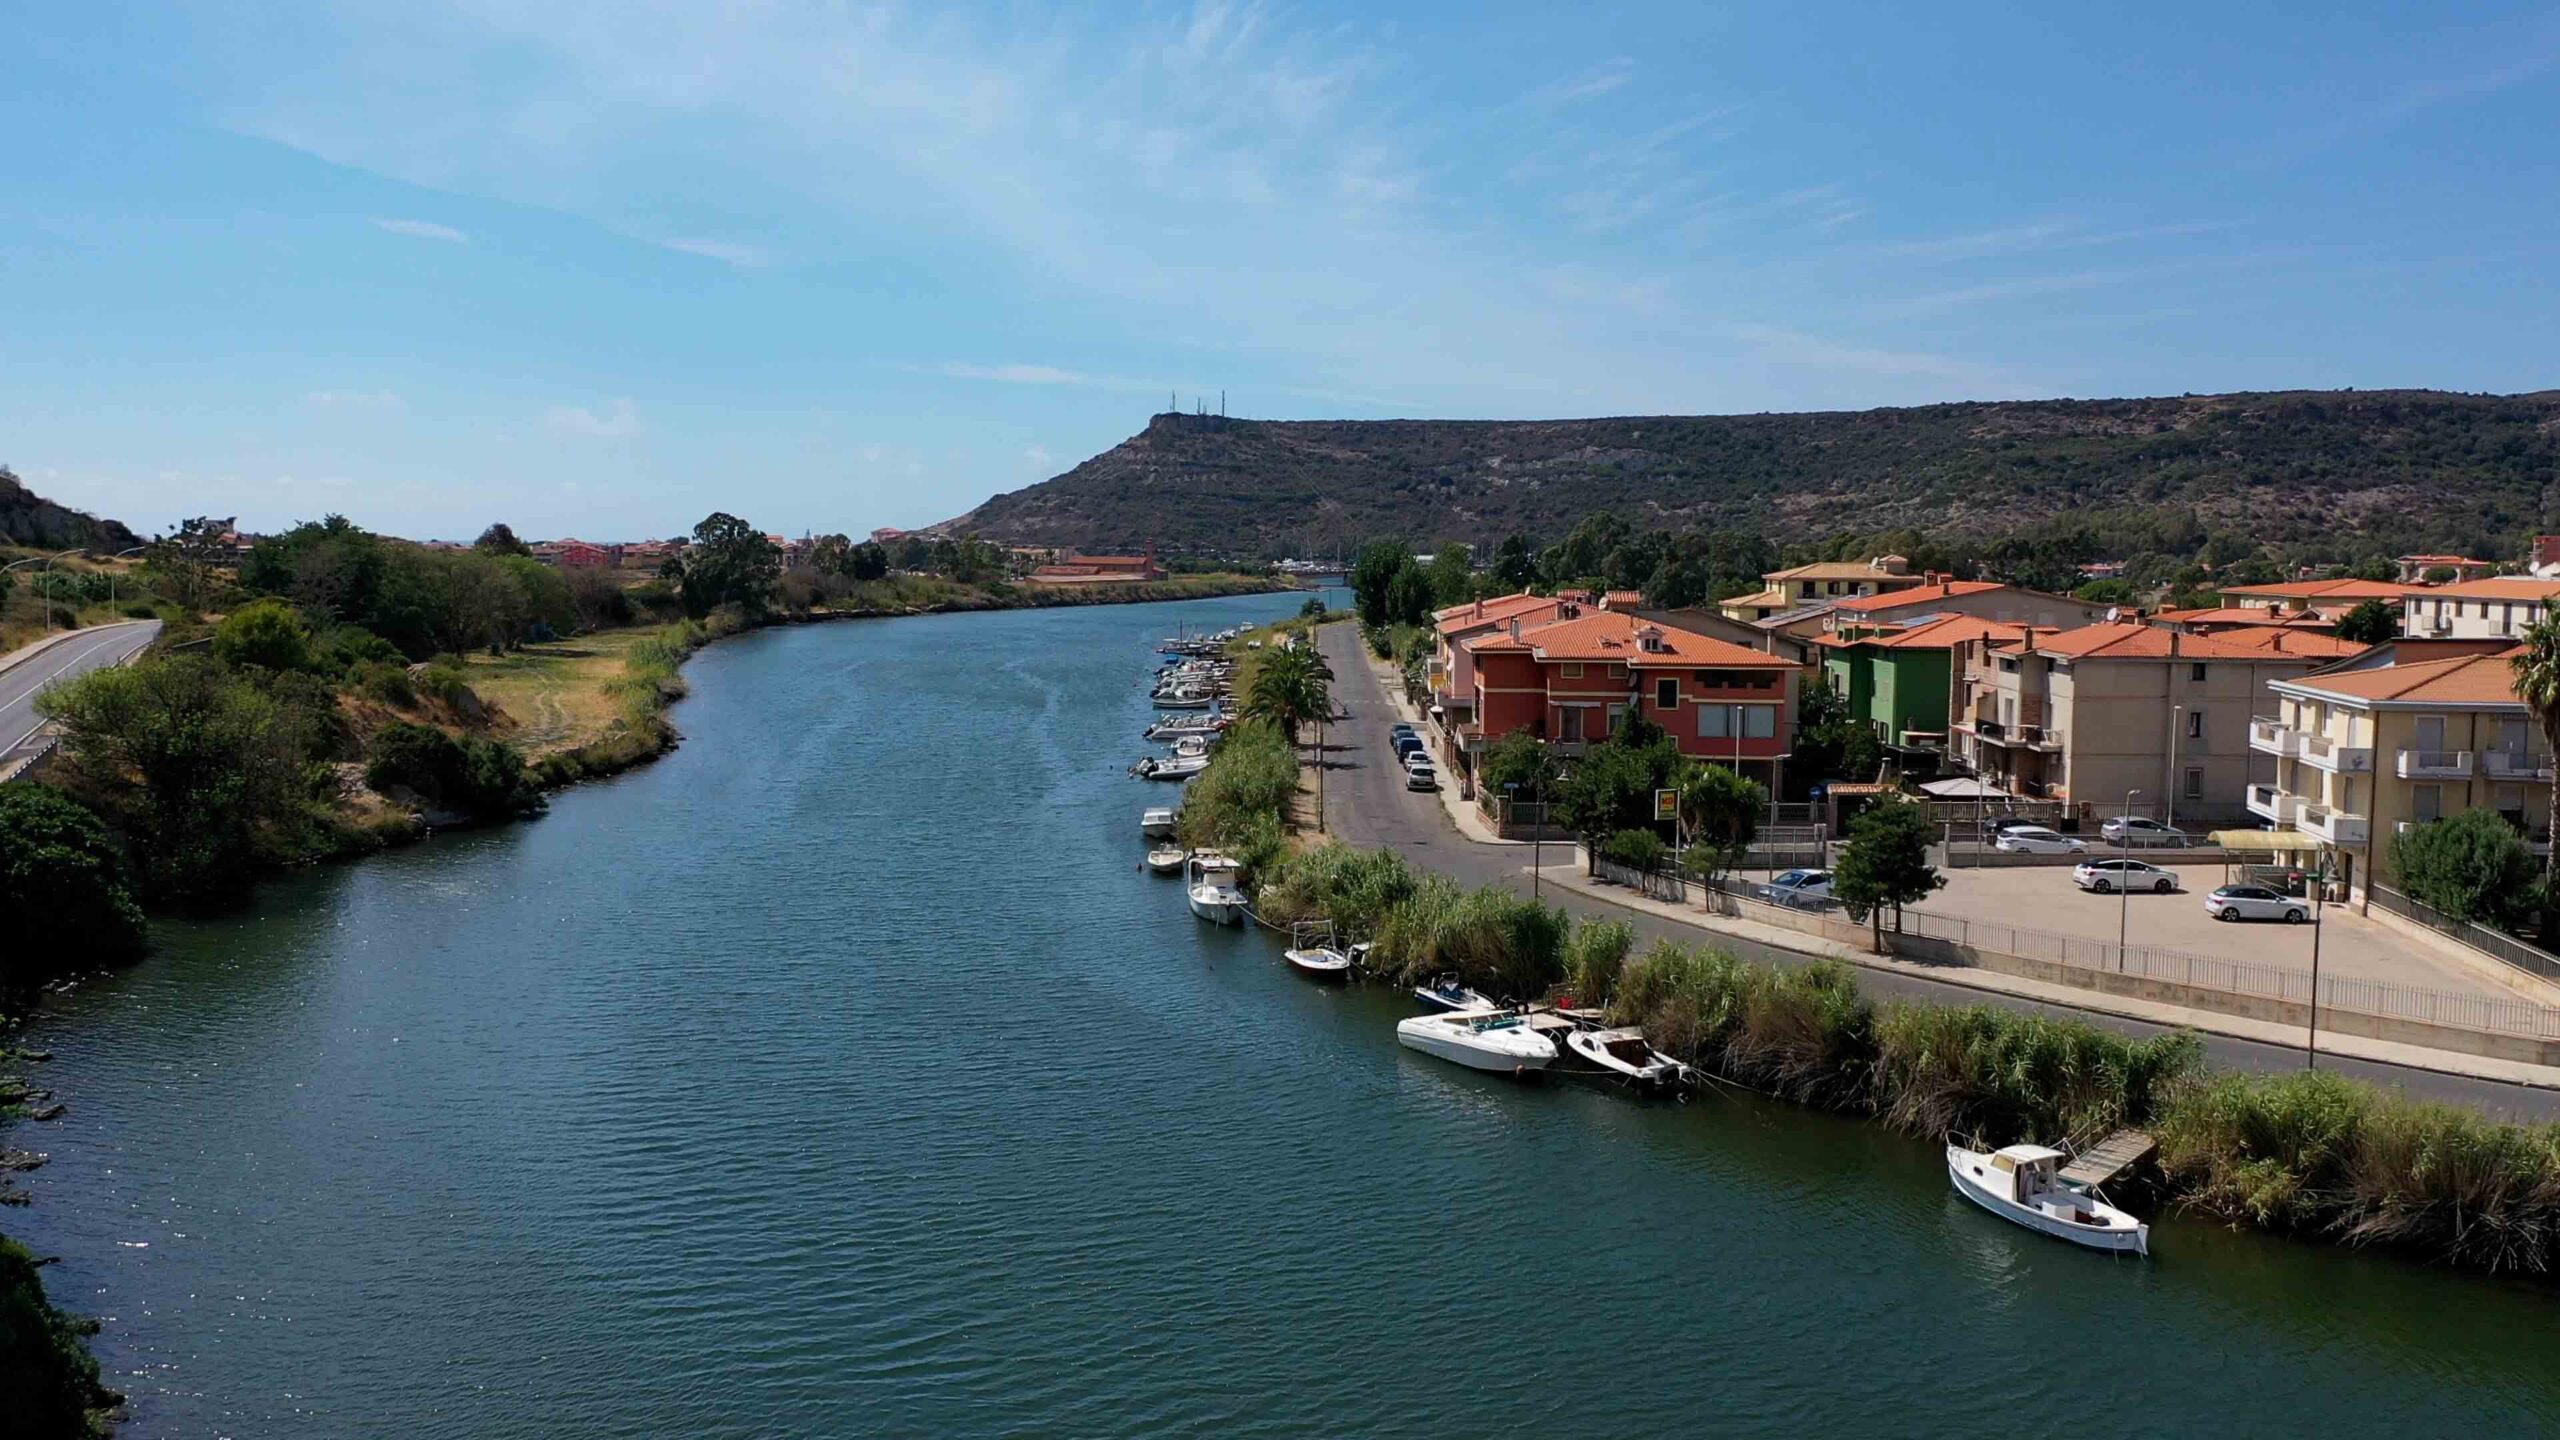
[939,390,2560,558]
[0,468,141,552]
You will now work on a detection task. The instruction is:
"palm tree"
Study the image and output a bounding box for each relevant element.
[2509,602,2560,899]
[1245,643,1333,744]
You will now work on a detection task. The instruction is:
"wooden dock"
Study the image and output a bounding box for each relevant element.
[2060,1130,2155,1188]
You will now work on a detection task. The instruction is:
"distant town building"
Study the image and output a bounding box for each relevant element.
[2394,553,2498,584]
[2400,577,2560,641]
[1029,541,1165,584]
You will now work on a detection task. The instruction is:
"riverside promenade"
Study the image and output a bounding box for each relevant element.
[1311,622,2560,1118]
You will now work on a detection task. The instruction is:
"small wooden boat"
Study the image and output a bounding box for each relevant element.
[1412,974,1494,1014]
[1281,921,1353,982]
[1140,806,1178,839]
[1565,1027,1692,1092]
[1946,1143,2149,1256]
[1187,851,1248,926]
[1395,1010,1556,1075]
[1144,845,1187,875]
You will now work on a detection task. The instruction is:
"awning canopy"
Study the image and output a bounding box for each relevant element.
[2208,828,2325,853]
[1918,776,2008,798]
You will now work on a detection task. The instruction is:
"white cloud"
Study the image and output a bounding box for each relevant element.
[1022,445,1053,469]
[547,397,640,437]
[905,361,1165,391]
[657,237,772,267]
[371,217,468,243]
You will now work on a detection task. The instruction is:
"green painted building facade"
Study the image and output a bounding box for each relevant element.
[1822,634,1957,744]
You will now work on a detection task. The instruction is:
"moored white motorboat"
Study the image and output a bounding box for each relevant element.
[1134,752,1208,781]
[1281,921,1354,982]
[1154,691,1217,711]
[1412,974,1495,1014]
[1140,806,1178,838]
[1146,714,1225,741]
[1395,1010,1556,1074]
[1947,1143,2149,1256]
[1144,844,1187,875]
[1187,851,1248,926]
[1565,1027,1692,1092]
[1170,735,1211,760]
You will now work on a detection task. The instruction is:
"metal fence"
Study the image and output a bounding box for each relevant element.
[1895,905,2560,1041]
[1589,850,1688,903]
[2366,885,2560,986]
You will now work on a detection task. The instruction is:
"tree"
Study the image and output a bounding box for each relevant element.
[2072,578,2136,606]
[674,512,781,617]
[473,523,531,557]
[2510,602,2560,907]
[1787,681,1884,799]
[1478,730,1558,799]
[239,514,388,627]
[144,515,238,609]
[2348,554,2397,583]
[2335,598,2399,646]
[1490,534,1541,590]
[1541,511,1630,588]
[2424,565,2459,584]
[36,653,326,898]
[1832,797,1944,949]
[2391,807,2539,927]
[1676,761,1766,881]
[1242,644,1334,744]
[212,598,317,672]
[1384,558,1434,627]
[806,533,852,575]
[1350,540,1416,627]
[0,783,148,986]
[1552,714,1682,835]
[1424,545,1475,608]
[366,722,543,820]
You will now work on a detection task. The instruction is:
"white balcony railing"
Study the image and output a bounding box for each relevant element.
[2296,734,2375,773]
[2484,750,2556,782]
[2246,784,2294,824]
[2248,718,2293,756]
[2296,804,2371,847]
[2395,748,2473,779]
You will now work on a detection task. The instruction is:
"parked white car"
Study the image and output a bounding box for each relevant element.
[2100,816,2190,847]
[1764,868,1834,908]
[1404,759,1440,792]
[2073,859,2178,894]
[2205,884,2310,923]
[1993,826,2087,855]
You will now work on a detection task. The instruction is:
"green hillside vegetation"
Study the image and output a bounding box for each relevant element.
[944,390,2560,563]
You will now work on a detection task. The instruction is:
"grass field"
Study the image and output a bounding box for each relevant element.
[462,629,670,757]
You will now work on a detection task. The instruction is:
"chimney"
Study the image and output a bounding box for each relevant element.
[1472,597,1484,619]
[2169,629,2181,657]
[1509,617,1521,642]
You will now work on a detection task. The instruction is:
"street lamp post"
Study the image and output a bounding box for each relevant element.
[106,545,148,612]
[2307,862,2327,1069]
[2118,789,2141,966]
[2,549,84,637]
[2168,704,2182,834]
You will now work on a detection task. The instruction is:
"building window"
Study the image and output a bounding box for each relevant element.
[1558,707,1585,743]
[2184,767,2204,800]
[1702,704,1778,740]
[2412,784,2443,823]
[1656,677,1679,709]
[1561,662,1582,678]
[1605,704,1625,737]
[2189,662,2207,682]
[2186,711,2204,739]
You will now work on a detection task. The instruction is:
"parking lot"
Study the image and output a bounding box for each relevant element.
[1917,860,2551,1002]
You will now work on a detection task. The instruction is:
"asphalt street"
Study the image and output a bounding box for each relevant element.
[0,619,162,760]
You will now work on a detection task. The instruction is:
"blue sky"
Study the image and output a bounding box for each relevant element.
[6,2,2557,542]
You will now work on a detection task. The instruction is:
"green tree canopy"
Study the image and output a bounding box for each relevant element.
[1833,797,1944,945]
[1489,534,1541,590]
[0,783,148,987]
[2335,598,2399,646]
[1553,713,1682,835]
[1677,760,1766,880]
[473,523,531,557]
[1242,643,1335,743]
[675,512,782,617]
[2391,807,2538,927]
[1424,544,1475,608]
[1350,540,1416,626]
[212,598,318,673]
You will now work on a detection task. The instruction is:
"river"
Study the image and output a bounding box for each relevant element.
[10,592,2557,1437]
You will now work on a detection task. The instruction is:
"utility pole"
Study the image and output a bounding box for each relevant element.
[2307,862,2327,1068]
[2118,789,2141,965]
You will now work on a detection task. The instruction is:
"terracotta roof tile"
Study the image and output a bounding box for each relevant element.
[1474,609,1797,668]
[2217,578,2428,601]
[1830,580,2006,614]
[2282,650,2529,706]
[2410,577,2560,602]
[1989,621,2362,661]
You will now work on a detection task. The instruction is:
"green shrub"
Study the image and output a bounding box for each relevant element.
[211,598,317,672]
[1368,881,1568,1000]
[0,1233,118,1438]
[0,783,148,990]
[364,722,542,819]
[1601,828,1668,870]
[2391,807,2541,927]
[1252,841,1420,938]
[1561,918,1635,1005]
[355,660,415,708]
[1175,719,1299,854]
[1871,1004,2201,1149]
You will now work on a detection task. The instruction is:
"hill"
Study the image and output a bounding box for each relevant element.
[940,390,2560,559]
[0,467,140,553]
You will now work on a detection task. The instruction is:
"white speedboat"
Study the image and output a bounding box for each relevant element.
[1395,1010,1556,1075]
[1140,806,1178,839]
[1947,1143,2149,1256]
[1144,845,1187,875]
[1154,691,1217,711]
[1566,1027,1692,1092]
[1146,714,1224,741]
[1281,921,1353,982]
[1134,753,1208,782]
[1187,851,1248,926]
[1170,735,1211,760]
[1412,974,1495,1014]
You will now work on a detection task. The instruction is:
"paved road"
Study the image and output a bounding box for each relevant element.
[1312,623,2560,1119]
[0,620,162,763]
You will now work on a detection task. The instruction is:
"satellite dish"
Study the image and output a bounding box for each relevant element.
[2105,606,2122,623]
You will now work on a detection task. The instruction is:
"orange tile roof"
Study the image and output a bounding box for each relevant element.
[2280,649,2529,706]
[2218,578,2426,601]
[1434,592,1565,635]
[1829,580,2006,614]
[2153,606,2335,628]
[1991,621,2361,661]
[1475,609,1796,668]
[1834,614,2040,651]
[2409,577,2560,602]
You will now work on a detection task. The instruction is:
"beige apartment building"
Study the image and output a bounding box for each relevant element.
[2400,577,2560,641]
[1952,623,2360,824]
[1719,555,1926,623]
[2252,649,2553,899]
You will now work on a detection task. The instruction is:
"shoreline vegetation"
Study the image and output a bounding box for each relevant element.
[1182,621,2560,1281]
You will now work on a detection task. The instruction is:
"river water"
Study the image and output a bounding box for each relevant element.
[10,592,2557,1437]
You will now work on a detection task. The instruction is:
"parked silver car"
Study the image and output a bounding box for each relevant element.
[1993,826,2087,855]
[2100,816,2190,847]
[2205,884,2310,923]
